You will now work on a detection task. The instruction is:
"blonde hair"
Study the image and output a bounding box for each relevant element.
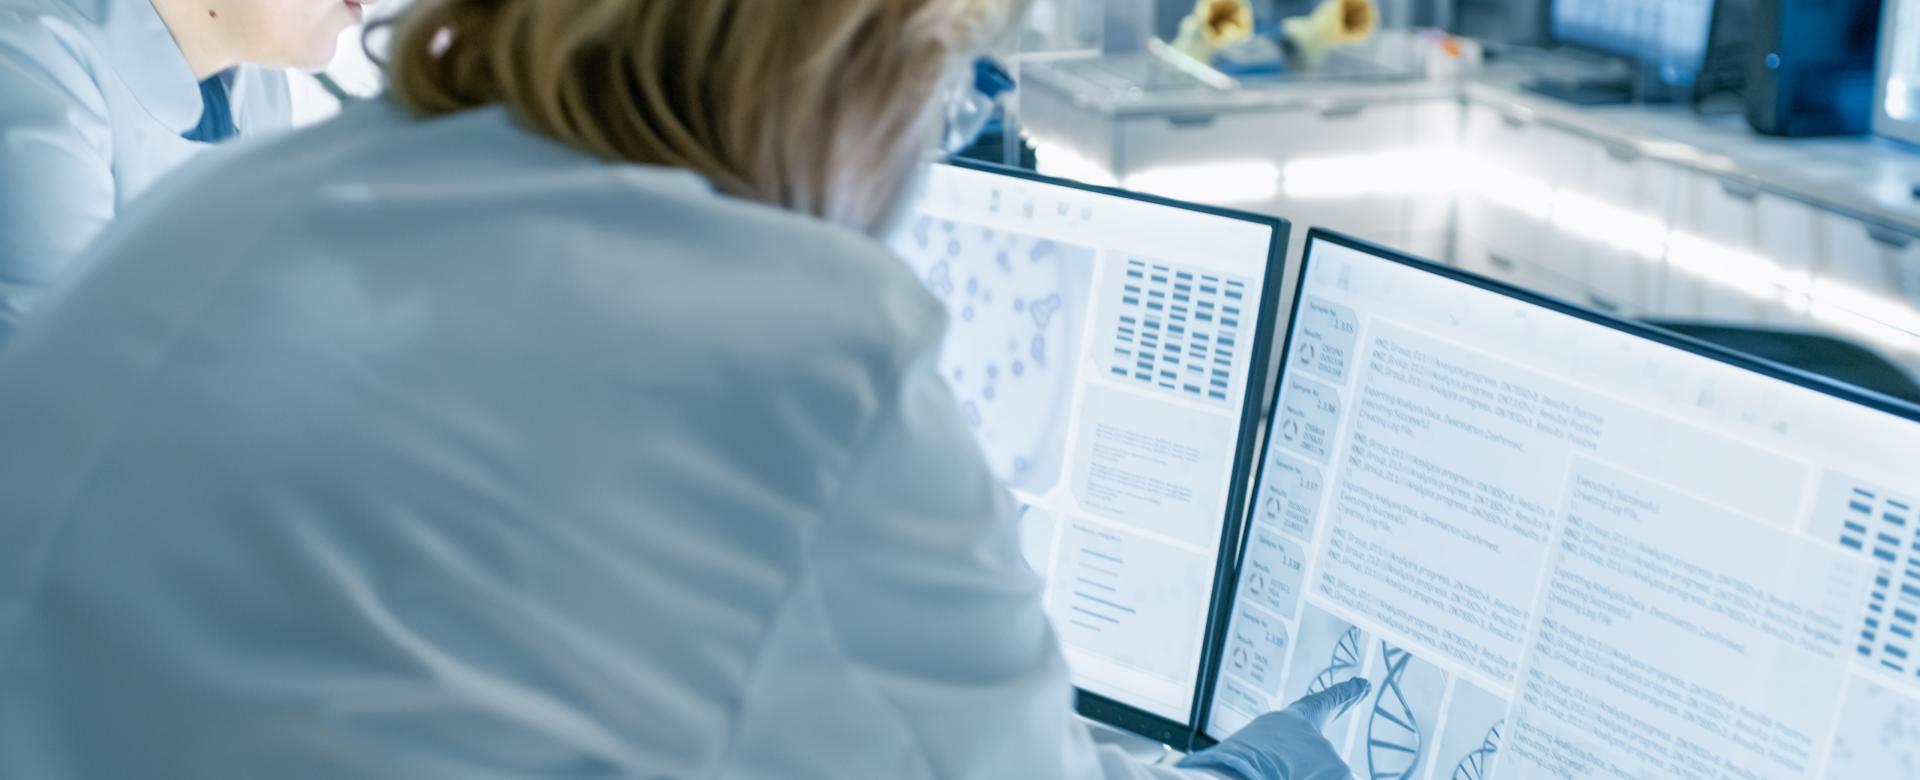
[386,0,1022,233]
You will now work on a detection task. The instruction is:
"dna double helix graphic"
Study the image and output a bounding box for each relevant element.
[1365,645,1425,780]
[1306,626,1363,696]
[1449,721,1503,780]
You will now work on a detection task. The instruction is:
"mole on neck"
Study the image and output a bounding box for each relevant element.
[150,0,238,80]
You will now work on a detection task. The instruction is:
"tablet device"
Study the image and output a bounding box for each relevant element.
[1202,229,1920,779]
[889,161,1288,748]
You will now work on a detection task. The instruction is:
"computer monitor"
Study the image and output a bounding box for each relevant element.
[1552,0,1717,87]
[1876,0,1920,145]
[1200,229,1920,779]
[888,161,1288,748]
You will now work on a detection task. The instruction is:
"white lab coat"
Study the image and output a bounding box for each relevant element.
[0,0,290,341]
[0,100,1206,779]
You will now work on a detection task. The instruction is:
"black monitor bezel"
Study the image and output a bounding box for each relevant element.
[1195,226,1920,747]
[931,158,1291,752]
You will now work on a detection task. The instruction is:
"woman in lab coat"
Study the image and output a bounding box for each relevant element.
[0,0,370,341]
[0,0,1360,777]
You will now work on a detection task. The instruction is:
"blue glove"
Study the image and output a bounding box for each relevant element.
[1178,678,1372,780]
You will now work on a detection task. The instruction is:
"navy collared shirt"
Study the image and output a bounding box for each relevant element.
[183,71,237,143]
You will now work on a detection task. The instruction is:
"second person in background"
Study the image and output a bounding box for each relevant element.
[0,0,372,342]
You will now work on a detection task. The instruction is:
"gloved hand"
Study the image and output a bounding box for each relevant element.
[1177,678,1372,780]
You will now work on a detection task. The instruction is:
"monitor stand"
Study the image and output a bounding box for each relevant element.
[1083,717,1177,764]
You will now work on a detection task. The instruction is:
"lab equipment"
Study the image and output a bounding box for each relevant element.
[1875,0,1920,144]
[1552,0,1715,86]
[1279,0,1378,66]
[1170,0,1254,62]
[943,58,1017,157]
[1018,0,1105,57]
[1748,0,1884,137]
[1203,228,1920,777]
[1529,0,1715,104]
[888,161,1288,749]
[1178,678,1371,780]
[1453,0,1548,47]
[1167,0,1380,70]
[0,0,290,342]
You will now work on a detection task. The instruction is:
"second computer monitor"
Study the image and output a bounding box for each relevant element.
[1204,229,1920,778]
[889,161,1287,748]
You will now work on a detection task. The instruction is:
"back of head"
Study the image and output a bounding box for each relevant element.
[384,0,1025,235]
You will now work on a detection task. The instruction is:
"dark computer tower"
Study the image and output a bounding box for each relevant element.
[1748,0,1886,136]
[1694,0,1754,111]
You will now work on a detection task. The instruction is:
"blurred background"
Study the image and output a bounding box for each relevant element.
[296,0,1920,399]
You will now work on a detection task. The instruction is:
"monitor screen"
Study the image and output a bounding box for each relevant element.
[1876,0,1920,144]
[1553,0,1717,86]
[1203,230,1920,779]
[889,162,1286,743]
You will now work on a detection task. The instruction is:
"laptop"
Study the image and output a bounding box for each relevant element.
[889,160,1289,750]
[1200,228,1920,778]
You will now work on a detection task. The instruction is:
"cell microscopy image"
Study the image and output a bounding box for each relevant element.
[896,215,1095,492]
[1825,674,1920,779]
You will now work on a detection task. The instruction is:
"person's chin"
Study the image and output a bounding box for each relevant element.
[287,40,343,71]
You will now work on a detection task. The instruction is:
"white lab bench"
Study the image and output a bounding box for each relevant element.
[1017,50,1920,379]
[1019,54,1462,265]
